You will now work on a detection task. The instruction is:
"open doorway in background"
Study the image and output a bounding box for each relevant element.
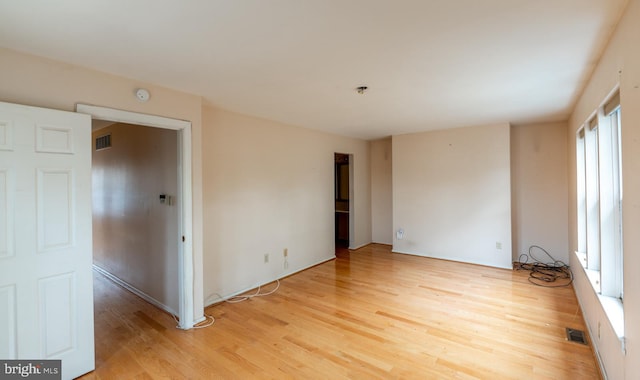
[335,153,351,255]
[91,121,180,316]
[77,104,196,330]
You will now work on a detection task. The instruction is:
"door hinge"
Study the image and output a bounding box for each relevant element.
[182,236,185,242]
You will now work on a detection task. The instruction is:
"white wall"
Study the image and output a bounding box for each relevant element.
[0,47,205,324]
[510,122,569,263]
[392,124,512,269]
[370,138,393,245]
[201,106,371,304]
[92,123,179,314]
[568,1,640,378]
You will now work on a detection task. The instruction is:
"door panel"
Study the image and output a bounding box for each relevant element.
[0,101,94,379]
[0,120,13,150]
[39,273,76,357]
[0,169,11,258]
[0,284,17,358]
[37,169,74,251]
[36,125,74,154]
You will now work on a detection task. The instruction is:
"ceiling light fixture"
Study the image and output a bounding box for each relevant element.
[356,86,368,94]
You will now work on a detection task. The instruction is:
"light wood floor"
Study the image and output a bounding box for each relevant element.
[80,244,600,379]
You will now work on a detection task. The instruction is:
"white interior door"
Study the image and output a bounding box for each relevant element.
[0,101,94,378]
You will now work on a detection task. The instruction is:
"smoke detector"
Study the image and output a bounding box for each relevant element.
[135,88,150,102]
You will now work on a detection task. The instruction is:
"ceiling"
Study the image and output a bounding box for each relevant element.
[0,0,628,140]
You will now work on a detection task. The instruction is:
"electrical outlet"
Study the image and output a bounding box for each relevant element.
[264,253,269,263]
[496,241,502,250]
[284,260,289,269]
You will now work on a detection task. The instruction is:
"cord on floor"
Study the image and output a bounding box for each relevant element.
[175,279,282,330]
[172,313,216,329]
[225,279,280,303]
[515,245,573,287]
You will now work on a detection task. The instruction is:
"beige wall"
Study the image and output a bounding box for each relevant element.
[392,124,512,268]
[568,1,640,378]
[201,106,371,303]
[7,25,634,372]
[373,125,569,260]
[0,47,205,323]
[92,123,179,313]
[370,138,393,244]
[0,47,374,322]
[510,122,569,263]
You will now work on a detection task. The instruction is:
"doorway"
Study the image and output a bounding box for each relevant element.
[91,121,179,315]
[76,104,196,329]
[335,153,352,254]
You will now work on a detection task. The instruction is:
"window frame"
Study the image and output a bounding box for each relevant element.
[574,89,624,340]
[575,90,623,300]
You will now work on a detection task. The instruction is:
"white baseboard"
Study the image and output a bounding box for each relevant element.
[204,256,336,308]
[93,264,178,317]
[349,242,371,250]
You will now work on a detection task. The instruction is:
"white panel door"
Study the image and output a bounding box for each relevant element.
[0,101,94,379]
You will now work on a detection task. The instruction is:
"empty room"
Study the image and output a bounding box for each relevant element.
[0,0,638,379]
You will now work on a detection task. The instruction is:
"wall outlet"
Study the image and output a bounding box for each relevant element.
[496,241,502,250]
[396,229,405,240]
[284,260,289,269]
[264,253,269,263]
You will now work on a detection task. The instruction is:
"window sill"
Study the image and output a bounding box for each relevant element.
[574,251,625,349]
[598,294,624,340]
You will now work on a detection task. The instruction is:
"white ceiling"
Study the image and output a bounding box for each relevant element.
[0,0,628,139]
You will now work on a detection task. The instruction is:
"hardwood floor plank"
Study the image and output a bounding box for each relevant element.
[81,244,600,379]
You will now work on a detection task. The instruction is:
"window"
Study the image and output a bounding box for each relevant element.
[576,91,623,300]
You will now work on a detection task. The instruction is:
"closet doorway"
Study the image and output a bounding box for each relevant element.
[334,153,352,253]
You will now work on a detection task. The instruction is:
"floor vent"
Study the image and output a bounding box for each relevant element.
[95,133,111,151]
[566,328,588,345]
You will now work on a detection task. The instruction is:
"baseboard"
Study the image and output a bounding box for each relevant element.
[280,256,336,280]
[371,241,393,246]
[204,255,336,308]
[348,242,371,250]
[93,264,178,317]
[570,281,608,380]
[391,249,512,270]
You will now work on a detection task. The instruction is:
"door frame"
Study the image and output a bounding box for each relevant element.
[76,104,195,329]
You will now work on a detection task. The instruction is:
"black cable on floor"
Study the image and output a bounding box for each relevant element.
[515,245,573,287]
